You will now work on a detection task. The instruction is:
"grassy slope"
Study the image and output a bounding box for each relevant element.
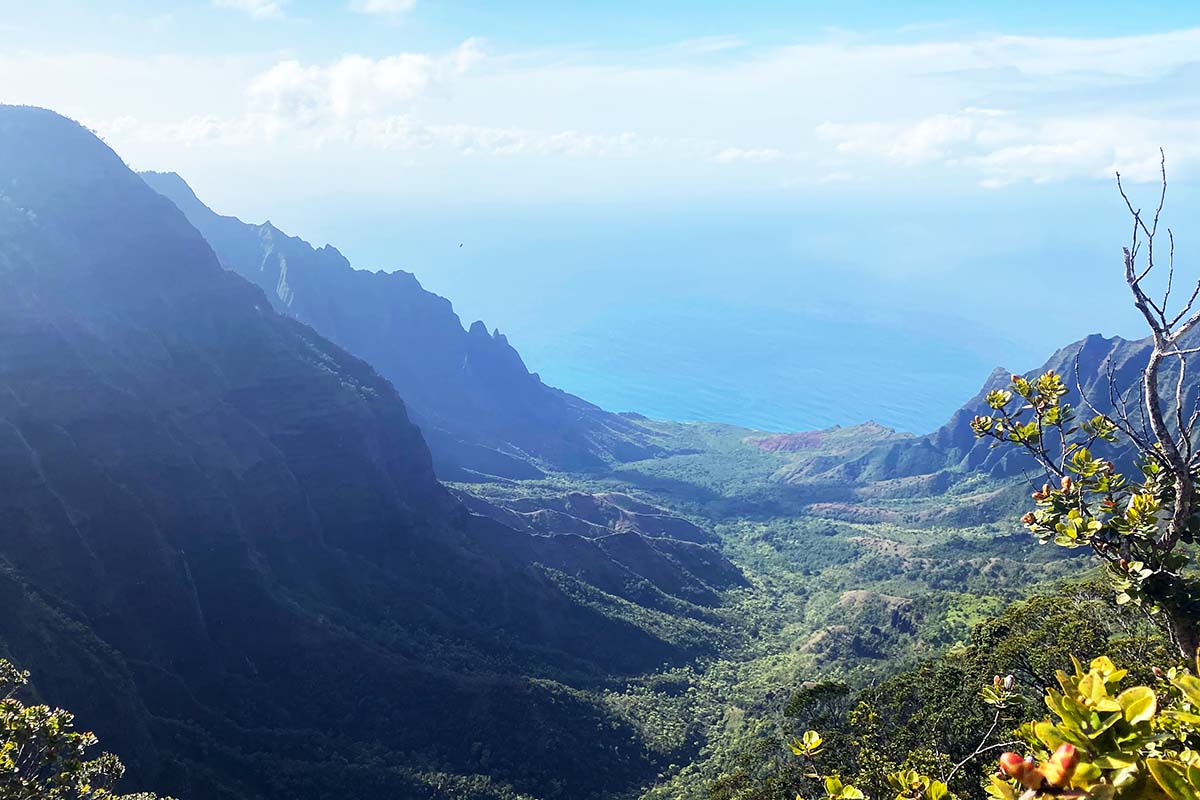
[453,420,1089,798]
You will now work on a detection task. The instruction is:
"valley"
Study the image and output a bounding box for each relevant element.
[452,420,1088,798]
[8,2,1200,797]
[0,104,1179,800]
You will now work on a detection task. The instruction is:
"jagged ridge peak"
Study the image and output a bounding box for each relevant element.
[141,168,663,476]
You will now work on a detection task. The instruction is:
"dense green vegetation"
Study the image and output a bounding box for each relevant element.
[0,660,168,800]
[702,583,1173,800]
[772,647,1200,800]
[454,421,1092,799]
[456,371,1200,799]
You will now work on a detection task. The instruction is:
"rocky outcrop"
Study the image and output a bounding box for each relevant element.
[453,490,744,608]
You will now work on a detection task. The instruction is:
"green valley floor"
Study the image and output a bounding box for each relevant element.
[450,420,1085,799]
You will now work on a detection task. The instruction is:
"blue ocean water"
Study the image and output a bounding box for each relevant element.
[269,185,1172,436]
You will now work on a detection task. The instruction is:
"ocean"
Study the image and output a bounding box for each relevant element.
[266,185,1162,436]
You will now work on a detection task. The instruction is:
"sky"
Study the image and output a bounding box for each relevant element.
[3,1,1200,433]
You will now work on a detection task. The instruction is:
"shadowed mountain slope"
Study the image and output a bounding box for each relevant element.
[0,106,741,800]
[140,170,662,480]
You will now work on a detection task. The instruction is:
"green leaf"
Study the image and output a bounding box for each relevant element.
[985,776,1017,800]
[1166,710,1200,725]
[1118,686,1157,725]
[1175,675,1200,710]
[1148,758,1200,800]
[986,389,1013,410]
[1035,720,1089,750]
[1094,754,1137,770]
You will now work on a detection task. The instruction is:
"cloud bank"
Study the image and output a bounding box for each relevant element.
[10,25,1200,193]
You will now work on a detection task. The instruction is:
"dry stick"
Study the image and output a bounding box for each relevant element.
[1118,158,1200,655]
[1118,166,1195,552]
[1073,350,1144,454]
[1185,387,1200,464]
[1075,350,1128,450]
[1057,397,1072,475]
[1099,355,1154,453]
[1135,382,1154,454]
[944,707,1018,783]
[1144,342,1194,552]
[1174,351,1191,462]
[1169,278,1200,329]
[1165,226,1177,313]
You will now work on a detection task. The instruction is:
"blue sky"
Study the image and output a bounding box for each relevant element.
[7,2,1200,53]
[4,1,1200,432]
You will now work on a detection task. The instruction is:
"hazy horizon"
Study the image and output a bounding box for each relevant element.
[6,0,1200,433]
[162,170,1186,434]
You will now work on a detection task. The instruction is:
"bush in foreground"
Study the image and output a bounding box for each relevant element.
[0,659,170,800]
[794,654,1200,800]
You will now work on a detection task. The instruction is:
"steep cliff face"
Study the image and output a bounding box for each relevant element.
[140,171,662,479]
[0,106,739,800]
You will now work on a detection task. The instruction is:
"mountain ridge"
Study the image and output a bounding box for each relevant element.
[811,331,1175,486]
[140,170,664,480]
[0,105,742,800]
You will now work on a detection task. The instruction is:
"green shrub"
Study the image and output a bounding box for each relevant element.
[793,654,1200,800]
[0,659,170,800]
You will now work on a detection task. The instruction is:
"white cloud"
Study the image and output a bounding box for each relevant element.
[93,113,281,148]
[94,111,649,160]
[437,126,640,158]
[212,0,286,19]
[15,25,1200,195]
[349,0,416,16]
[817,109,1006,166]
[249,55,436,124]
[816,110,1200,186]
[712,147,782,164]
[246,40,483,128]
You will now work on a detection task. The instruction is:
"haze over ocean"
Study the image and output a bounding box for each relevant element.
[264,181,1195,435]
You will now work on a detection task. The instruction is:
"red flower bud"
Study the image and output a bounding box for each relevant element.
[1042,743,1077,788]
[999,753,1042,790]
[998,752,1024,773]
